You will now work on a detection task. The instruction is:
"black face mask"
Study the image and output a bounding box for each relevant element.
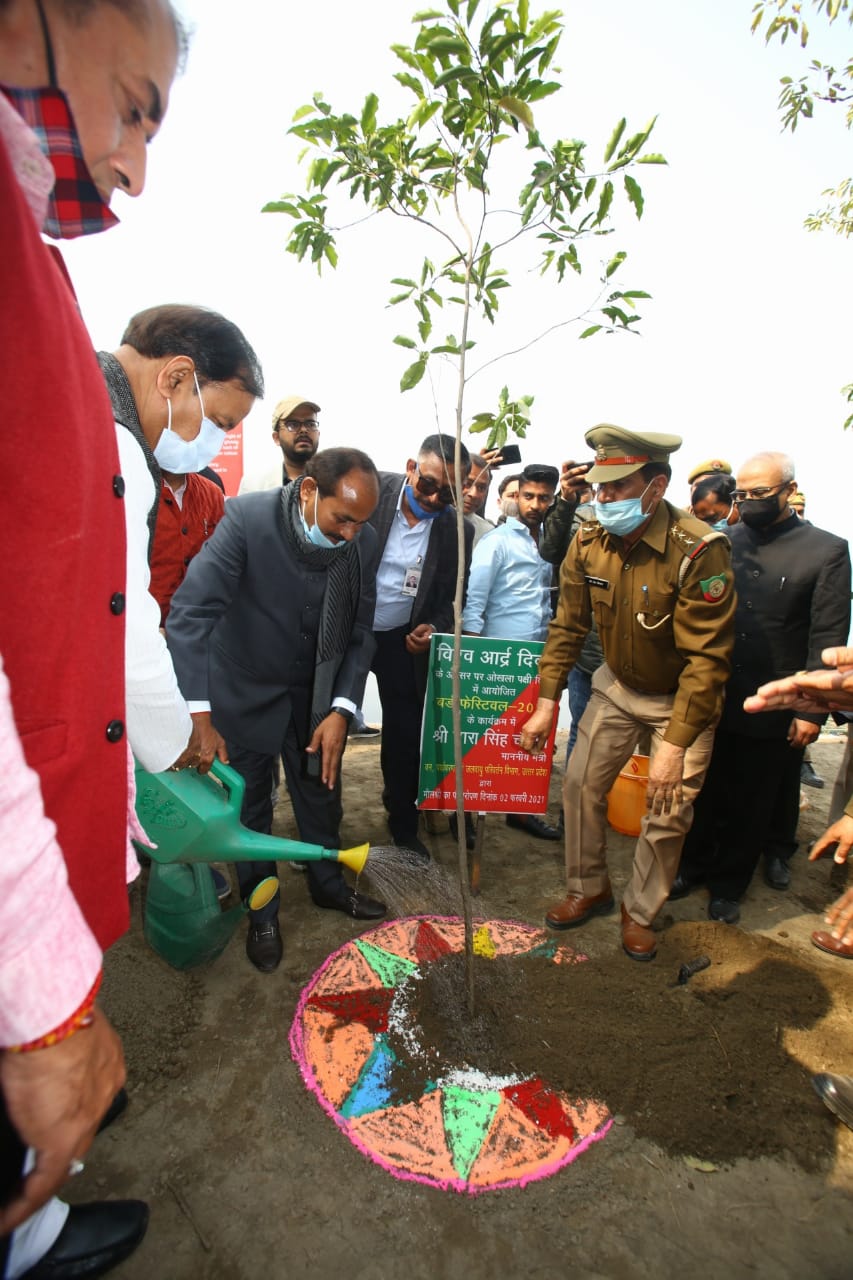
[738,495,784,530]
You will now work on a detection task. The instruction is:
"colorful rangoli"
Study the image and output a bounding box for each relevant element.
[290,916,612,1194]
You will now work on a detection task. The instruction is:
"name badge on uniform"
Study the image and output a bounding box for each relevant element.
[585,575,610,589]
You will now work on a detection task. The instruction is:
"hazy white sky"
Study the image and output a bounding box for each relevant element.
[63,0,853,539]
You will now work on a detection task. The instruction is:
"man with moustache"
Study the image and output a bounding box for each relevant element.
[369,435,473,857]
[463,463,562,840]
[239,395,321,493]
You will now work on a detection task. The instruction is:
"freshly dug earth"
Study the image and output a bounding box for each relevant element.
[386,926,845,1170]
[87,732,853,1280]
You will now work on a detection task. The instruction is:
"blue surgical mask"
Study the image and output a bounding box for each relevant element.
[405,484,442,520]
[301,489,344,549]
[154,374,225,473]
[594,480,654,537]
[708,507,733,534]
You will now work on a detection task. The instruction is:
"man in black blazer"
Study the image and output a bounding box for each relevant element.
[674,450,851,921]
[167,448,386,972]
[369,434,474,855]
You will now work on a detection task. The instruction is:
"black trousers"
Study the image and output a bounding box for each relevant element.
[679,729,803,900]
[371,627,428,843]
[227,712,346,923]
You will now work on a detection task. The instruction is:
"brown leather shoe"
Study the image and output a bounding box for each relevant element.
[545,886,614,930]
[621,904,657,961]
[811,930,853,959]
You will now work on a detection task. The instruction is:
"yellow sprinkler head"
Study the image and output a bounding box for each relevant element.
[337,843,370,876]
[246,875,279,911]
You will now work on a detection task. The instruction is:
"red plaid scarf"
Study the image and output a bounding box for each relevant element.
[0,85,118,239]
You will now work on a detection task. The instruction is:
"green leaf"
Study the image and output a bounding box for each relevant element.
[605,250,627,278]
[596,179,614,224]
[498,96,535,131]
[400,356,427,391]
[292,103,316,122]
[427,35,469,56]
[395,71,424,95]
[636,153,668,165]
[394,335,418,348]
[579,325,602,339]
[262,200,298,215]
[603,117,626,164]
[624,174,644,218]
[360,93,379,135]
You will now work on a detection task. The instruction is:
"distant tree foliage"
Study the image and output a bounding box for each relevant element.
[753,0,853,424]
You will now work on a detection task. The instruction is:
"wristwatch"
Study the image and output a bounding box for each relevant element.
[331,707,354,726]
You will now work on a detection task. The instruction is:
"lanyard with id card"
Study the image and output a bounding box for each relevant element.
[402,556,423,597]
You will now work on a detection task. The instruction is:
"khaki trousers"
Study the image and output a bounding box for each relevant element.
[562,664,716,926]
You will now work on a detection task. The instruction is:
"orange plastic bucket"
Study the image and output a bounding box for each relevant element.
[606,754,649,836]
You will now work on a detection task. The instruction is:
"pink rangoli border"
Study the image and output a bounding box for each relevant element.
[289,914,613,1195]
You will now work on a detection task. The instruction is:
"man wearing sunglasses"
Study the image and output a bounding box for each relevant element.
[673,451,850,920]
[369,435,474,857]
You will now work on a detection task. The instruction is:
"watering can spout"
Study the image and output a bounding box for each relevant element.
[337,843,369,876]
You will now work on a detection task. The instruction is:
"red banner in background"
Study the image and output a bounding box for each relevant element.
[208,421,243,497]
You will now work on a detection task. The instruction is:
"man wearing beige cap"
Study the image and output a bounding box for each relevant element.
[238,395,321,493]
[520,425,735,960]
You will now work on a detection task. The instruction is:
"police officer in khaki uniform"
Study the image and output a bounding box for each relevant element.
[520,425,736,960]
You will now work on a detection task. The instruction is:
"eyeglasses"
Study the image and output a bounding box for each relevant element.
[278,418,320,433]
[415,466,455,505]
[732,482,786,503]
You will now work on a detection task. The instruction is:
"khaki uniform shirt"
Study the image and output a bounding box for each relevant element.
[538,500,735,749]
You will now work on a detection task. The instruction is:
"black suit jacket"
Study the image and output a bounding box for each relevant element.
[369,472,473,634]
[723,513,850,738]
[166,490,378,755]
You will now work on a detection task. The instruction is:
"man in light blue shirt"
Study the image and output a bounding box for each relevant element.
[463,463,561,839]
[463,463,558,642]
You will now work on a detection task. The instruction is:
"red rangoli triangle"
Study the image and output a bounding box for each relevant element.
[306,987,395,1035]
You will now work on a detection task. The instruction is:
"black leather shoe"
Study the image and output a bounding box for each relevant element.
[246,919,283,972]
[801,760,825,789]
[449,812,476,850]
[505,813,561,841]
[21,1200,149,1279]
[96,1088,128,1135]
[764,857,791,891]
[668,873,697,901]
[391,835,431,863]
[312,887,387,920]
[708,897,740,924]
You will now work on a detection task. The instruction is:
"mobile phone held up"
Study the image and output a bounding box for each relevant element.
[493,443,521,467]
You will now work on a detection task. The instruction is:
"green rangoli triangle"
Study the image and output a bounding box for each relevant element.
[442,1086,501,1179]
[354,938,419,988]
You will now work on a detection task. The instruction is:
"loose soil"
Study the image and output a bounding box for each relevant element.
[83,732,853,1280]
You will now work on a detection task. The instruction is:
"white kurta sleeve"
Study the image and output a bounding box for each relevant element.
[115,424,192,772]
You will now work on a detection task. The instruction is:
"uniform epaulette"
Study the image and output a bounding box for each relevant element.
[578,519,602,543]
[669,524,727,588]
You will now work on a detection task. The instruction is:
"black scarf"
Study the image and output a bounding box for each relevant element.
[280,478,363,734]
[97,351,161,560]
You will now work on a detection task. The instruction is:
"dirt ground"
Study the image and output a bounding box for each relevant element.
[83,732,853,1280]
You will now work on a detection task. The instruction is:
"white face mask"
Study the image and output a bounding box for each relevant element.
[154,373,225,473]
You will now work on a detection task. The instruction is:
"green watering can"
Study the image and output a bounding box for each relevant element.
[134,759,369,970]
